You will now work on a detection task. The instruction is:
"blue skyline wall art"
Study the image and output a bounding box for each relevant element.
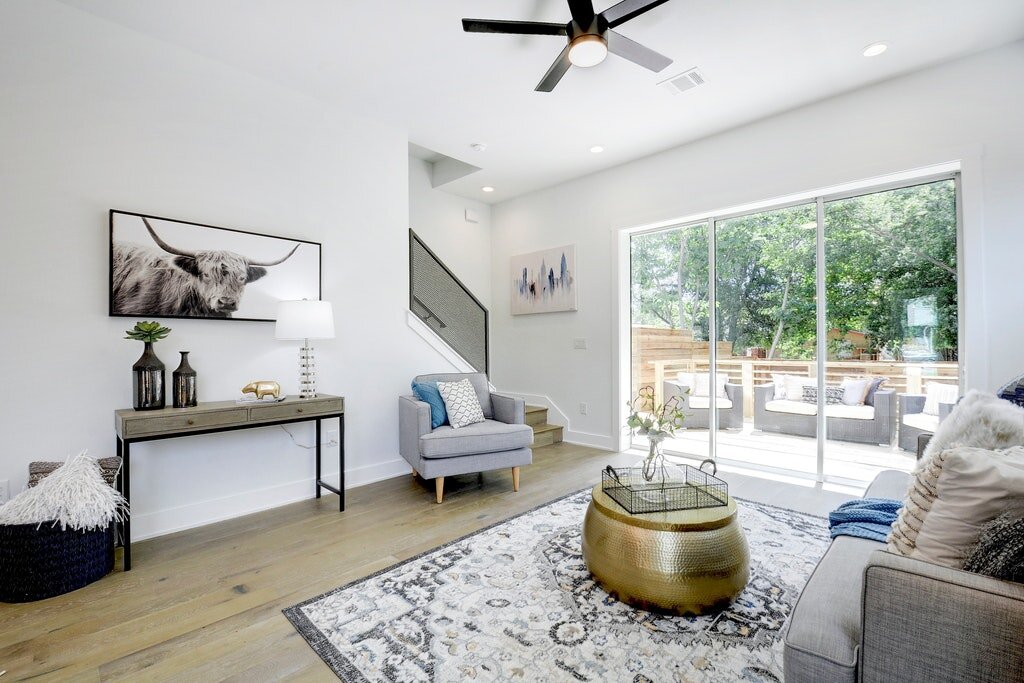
[511,244,577,315]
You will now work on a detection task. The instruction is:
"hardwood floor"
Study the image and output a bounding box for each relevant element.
[0,443,857,681]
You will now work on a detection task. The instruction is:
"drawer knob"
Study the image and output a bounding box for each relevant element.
[187,419,195,425]
[297,408,304,413]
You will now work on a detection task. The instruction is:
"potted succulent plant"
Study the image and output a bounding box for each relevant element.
[125,321,171,410]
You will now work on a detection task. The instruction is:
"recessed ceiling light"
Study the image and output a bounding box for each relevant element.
[481,186,495,193]
[862,42,888,57]
[590,146,605,154]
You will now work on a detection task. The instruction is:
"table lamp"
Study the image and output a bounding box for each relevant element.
[275,299,335,399]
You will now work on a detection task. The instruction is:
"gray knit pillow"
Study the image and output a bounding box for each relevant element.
[963,512,1024,583]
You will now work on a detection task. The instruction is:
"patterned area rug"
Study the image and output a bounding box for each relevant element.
[284,490,830,682]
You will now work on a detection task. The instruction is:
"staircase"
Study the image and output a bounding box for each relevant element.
[526,405,564,447]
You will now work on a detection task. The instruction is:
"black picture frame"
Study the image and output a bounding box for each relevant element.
[109,209,322,323]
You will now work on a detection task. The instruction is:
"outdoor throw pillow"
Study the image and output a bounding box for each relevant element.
[801,385,844,405]
[437,378,486,429]
[840,377,870,406]
[864,377,888,407]
[923,381,960,416]
[411,381,447,429]
[783,375,814,402]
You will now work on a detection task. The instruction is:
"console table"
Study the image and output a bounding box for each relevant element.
[114,394,344,571]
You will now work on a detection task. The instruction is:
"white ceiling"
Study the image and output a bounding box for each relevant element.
[60,0,1024,203]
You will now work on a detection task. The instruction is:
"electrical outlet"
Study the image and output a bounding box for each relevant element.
[0,479,9,504]
[578,402,588,415]
[325,429,339,447]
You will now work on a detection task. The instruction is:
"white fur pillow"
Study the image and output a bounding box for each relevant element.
[919,390,1024,467]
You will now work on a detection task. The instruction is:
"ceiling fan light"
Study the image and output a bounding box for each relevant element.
[568,34,608,68]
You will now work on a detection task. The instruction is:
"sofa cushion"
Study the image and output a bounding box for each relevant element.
[901,411,939,433]
[687,396,733,410]
[766,399,817,416]
[419,420,533,458]
[764,400,875,420]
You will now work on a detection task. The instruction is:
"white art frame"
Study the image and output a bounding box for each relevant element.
[511,244,577,315]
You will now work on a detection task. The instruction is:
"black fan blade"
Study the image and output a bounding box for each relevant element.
[567,0,596,28]
[462,19,568,36]
[606,30,672,72]
[600,0,671,29]
[536,45,573,92]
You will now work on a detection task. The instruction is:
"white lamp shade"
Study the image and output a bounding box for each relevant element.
[275,300,335,340]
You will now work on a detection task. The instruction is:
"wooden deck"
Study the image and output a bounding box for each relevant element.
[658,419,917,482]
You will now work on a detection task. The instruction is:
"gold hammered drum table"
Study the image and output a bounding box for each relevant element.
[581,484,750,615]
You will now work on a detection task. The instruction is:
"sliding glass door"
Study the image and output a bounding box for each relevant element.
[628,174,961,483]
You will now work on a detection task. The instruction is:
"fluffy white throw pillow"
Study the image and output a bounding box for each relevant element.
[908,446,1024,568]
[0,451,125,530]
[437,378,486,429]
[919,390,1024,467]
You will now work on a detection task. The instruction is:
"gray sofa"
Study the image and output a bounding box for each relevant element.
[784,468,1024,683]
[663,380,744,429]
[897,393,955,452]
[399,372,533,503]
[754,383,896,445]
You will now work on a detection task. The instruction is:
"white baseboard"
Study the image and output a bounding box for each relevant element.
[564,430,617,451]
[132,457,410,541]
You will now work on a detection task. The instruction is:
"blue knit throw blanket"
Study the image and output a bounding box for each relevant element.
[828,498,903,542]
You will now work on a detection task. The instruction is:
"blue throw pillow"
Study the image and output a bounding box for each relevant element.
[411,381,447,429]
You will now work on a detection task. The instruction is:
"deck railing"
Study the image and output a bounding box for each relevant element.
[650,357,959,417]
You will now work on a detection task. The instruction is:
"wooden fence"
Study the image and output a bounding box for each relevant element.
[631,326,733,400]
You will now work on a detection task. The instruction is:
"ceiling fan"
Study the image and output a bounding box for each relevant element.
[462,0,674,92]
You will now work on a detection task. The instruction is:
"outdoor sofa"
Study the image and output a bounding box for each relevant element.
[663,379,744,429]
[753,383,896,445]
[897,386,957,452]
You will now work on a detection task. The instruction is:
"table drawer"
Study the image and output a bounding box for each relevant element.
[124,408,248,437]
[249,398,343,422]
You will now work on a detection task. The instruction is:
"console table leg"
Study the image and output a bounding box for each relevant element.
[339,415,345,512]
[315,419,322,499]
[123,441,132,572]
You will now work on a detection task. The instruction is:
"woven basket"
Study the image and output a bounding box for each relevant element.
[0,522,114,602]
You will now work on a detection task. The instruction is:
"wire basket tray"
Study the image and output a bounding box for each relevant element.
[601,461,729,515]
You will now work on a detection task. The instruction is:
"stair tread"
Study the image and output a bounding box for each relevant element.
[531,423,563,433]
[525,405,546,413]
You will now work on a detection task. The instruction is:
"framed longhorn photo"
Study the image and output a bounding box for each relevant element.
[109,210,321,322]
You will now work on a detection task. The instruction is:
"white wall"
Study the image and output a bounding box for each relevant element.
[491,41,1024,449]
[0,1,468,539]
[408,157,492,307]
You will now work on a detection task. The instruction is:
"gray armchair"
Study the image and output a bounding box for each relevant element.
[898,393,955,452]
[663,380,744,429]
[399,372,533,503]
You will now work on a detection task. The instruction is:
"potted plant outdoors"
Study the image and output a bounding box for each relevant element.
[626,386,687,482]
[125,321,171,410]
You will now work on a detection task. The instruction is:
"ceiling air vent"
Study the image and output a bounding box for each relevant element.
[659,68,706,95]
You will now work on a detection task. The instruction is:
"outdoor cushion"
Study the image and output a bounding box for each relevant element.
[902,412,940,433]
[419,419,533,458]
[766,399,818,416]
[687,396,733,410]
[764,400,875,420]
[922,381,958,416]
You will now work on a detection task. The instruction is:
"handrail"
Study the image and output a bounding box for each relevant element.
[409,230,489,375]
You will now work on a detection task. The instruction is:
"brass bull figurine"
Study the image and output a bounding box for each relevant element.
[241,380,281,400]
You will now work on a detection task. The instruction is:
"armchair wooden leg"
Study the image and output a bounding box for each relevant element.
[435,477,444,504]
[512,467,520,492]
[412,469,418,478]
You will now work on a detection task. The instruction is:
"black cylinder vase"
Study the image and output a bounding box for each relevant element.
[132,341,165,410]
[172,351,198,408]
